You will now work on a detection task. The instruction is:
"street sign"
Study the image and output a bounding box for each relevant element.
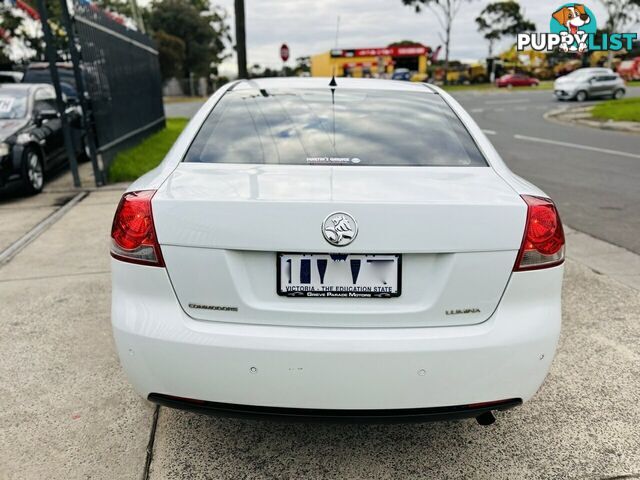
[280,43,290,62]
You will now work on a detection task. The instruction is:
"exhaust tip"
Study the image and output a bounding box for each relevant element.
[476,411,496,426]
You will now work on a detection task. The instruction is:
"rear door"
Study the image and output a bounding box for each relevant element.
[602,74,620,95]
[590,74,611,96]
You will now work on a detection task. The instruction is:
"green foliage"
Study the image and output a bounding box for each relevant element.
[154,30,186,79]
[293,56,310,75]
[388,40,423,46]
[591,97,640,123]
[597,0,640,32]
[248,59,313,78]
[1,0,135,64]
[476,1,536,56]
[401,0,435,13]
[401,0,476,84]
[148,0,230,78]
[108,118,189,183]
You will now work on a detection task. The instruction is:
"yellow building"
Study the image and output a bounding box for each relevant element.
[311,45,430,77]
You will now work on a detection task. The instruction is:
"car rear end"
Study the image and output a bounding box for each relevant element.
[111,79,564,422]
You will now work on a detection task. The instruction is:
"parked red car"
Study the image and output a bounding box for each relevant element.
[617,57,640,81]
[496,74,540,88]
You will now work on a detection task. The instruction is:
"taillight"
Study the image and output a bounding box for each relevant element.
[110,190,164,267]
[514,195,565,271]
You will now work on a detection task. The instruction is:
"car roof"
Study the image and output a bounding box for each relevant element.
[0,83,53,93]
[574,67,613,73]
[25,62,73,69]
[232,77,436,93]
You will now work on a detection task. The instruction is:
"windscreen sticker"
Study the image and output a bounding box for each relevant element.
[0,97,15,113]
[306,156,361,165]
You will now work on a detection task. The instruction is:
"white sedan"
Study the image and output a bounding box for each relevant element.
[110,78,564,425]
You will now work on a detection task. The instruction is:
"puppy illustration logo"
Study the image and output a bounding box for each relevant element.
[550,3,596,52]
[518,3,636,53]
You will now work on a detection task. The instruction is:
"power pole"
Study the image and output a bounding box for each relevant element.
[234,0,248,78]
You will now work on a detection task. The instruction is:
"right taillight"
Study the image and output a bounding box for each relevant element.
[514,195,565,271]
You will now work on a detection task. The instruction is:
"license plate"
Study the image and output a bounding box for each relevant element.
[277,253,401,298]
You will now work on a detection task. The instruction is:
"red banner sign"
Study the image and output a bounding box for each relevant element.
[331,45,429,58]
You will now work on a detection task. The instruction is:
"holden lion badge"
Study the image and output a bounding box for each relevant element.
[322,212,358,246]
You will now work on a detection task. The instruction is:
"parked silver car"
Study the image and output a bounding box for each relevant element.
[554,68,626,101]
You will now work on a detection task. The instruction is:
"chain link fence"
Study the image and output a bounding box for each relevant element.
[72,2,165,163]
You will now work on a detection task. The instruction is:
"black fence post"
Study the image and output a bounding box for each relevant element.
[35,0,81,188]
[59,0,105,187]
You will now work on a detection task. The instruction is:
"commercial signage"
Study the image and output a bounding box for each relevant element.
[330,45,429,58]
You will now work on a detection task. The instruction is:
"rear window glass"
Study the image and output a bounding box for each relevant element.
[184,87,486,167]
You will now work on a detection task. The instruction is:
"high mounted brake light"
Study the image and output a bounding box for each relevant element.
[110,190,164,267]
[514,195,565,271]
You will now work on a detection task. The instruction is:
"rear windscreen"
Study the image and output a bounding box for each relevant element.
[184,87,487,167]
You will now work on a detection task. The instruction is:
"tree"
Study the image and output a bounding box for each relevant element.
[293,56,310,75]
[0,0,141,66]
[597,0,640,67]
[402,0,475,84]
[249,62,262,77]
[475,1,536,57]
[154,30,185,79]
[148,0,230,79]
[388,39,423,46]
[598,0,640,32]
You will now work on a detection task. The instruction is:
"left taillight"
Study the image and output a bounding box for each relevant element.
[110,190,164,267]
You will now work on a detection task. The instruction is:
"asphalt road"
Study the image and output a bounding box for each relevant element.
[166,87,640,254]
[449,87,640,255]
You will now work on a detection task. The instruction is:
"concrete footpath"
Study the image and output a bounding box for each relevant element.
[1,180,639,479]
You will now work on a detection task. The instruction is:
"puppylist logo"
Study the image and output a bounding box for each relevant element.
[517,3,637,53]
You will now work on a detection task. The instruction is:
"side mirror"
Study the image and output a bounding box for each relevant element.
[35,109,58,125]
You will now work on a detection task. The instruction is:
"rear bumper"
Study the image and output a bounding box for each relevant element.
[148,393,521,423]
[111,259,563,412]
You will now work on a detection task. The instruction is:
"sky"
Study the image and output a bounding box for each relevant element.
[209,0,620,76]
